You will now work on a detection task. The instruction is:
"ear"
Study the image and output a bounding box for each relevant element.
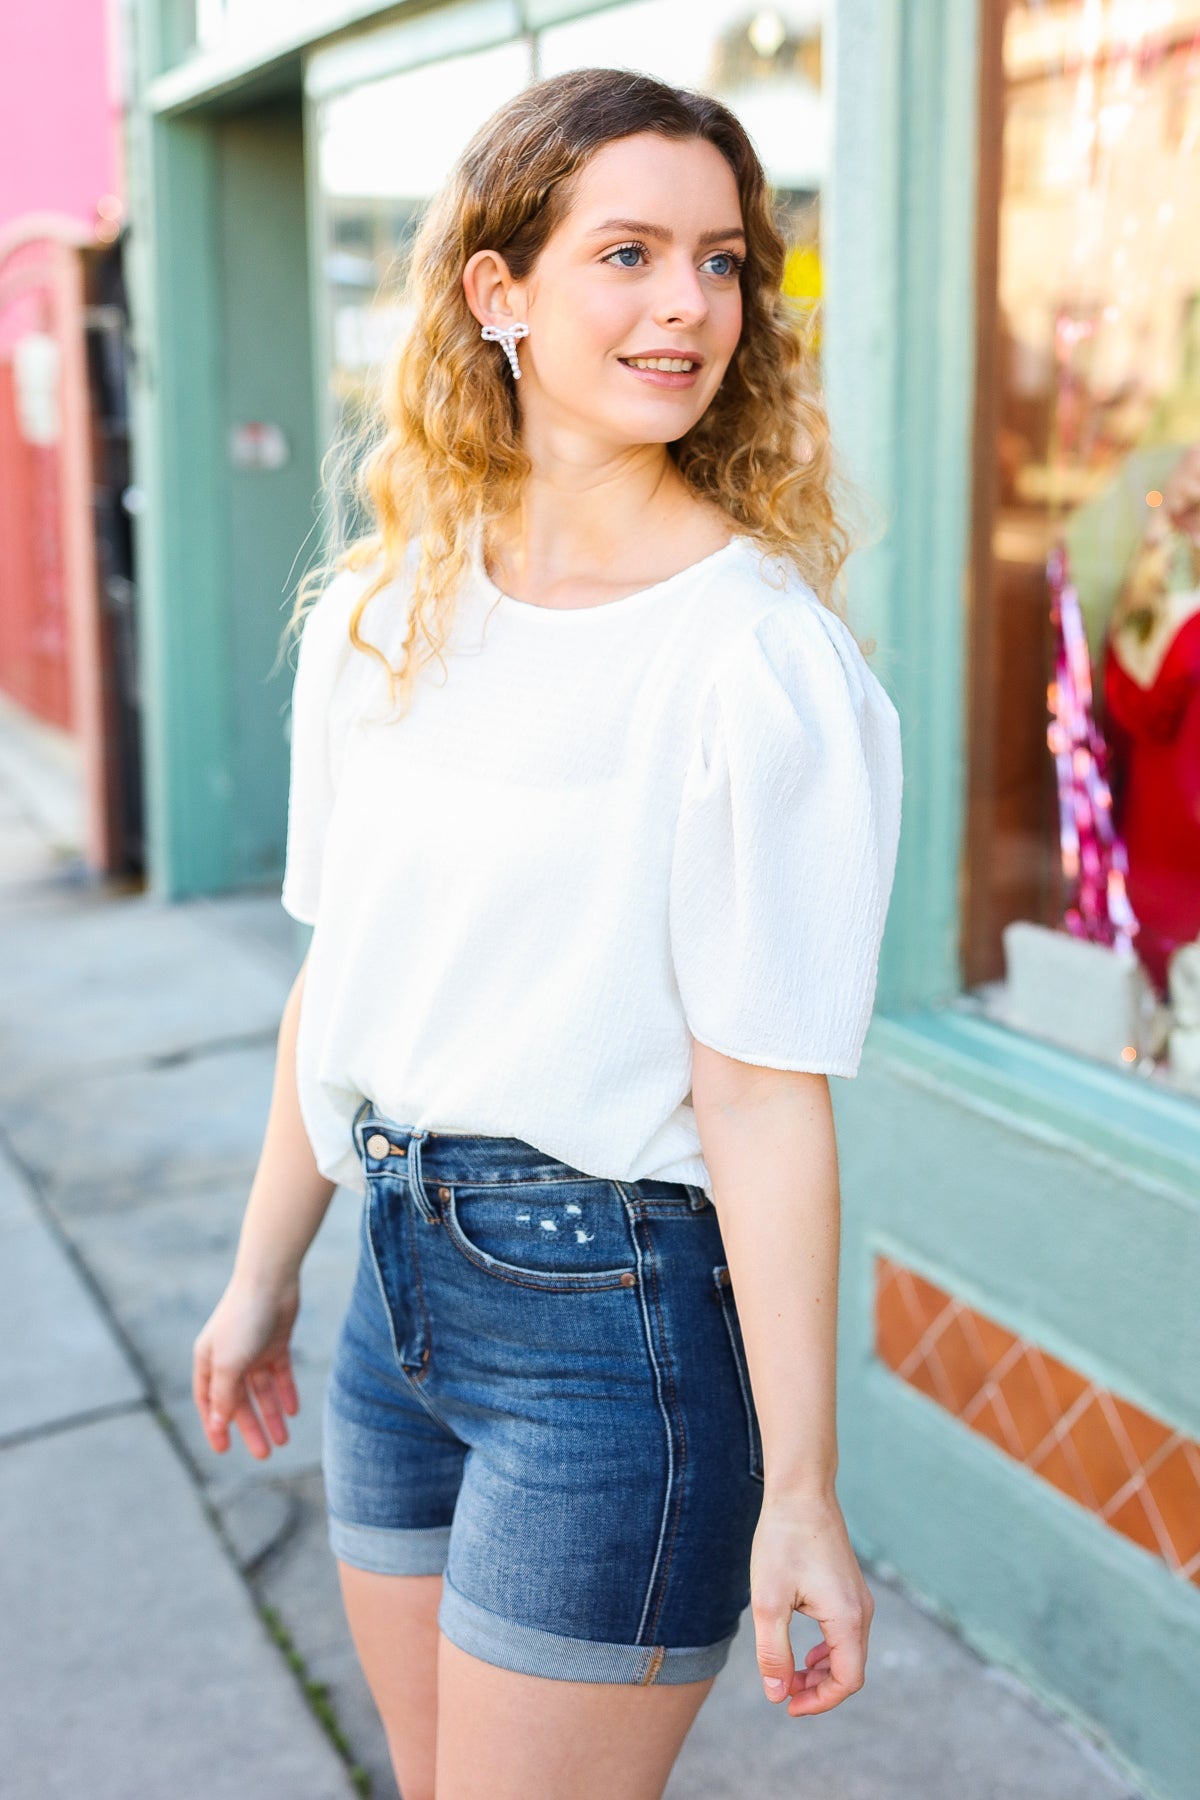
[462,248,527,333]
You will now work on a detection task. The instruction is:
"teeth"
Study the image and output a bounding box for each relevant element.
[625,357,696,371]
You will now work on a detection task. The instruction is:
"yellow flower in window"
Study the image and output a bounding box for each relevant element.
[782,243,821,351]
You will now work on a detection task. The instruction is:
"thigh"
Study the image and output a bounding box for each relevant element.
[337,1566,442,1800]
[324,1209,467,1799]
[435,1635,716,1800]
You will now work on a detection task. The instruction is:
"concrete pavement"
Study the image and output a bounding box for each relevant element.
[0,691,1141,1799]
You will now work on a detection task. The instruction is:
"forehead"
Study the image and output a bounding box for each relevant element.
[561,133,742,229]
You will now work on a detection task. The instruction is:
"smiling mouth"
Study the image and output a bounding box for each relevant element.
[618,356,701,372]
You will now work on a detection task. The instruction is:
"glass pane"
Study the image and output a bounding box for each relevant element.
[313,37,534,530]
[311,6,827,542]
[971,2,1200,1089]
[538,0,829,330]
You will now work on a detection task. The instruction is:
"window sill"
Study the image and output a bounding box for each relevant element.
[868,998,1200,1204]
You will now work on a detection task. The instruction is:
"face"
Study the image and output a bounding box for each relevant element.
[466,132,746,450]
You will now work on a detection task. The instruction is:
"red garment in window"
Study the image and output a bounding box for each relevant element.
[1102,604,1200,995]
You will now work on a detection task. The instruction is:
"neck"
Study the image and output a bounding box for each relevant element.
[486,428,694,585]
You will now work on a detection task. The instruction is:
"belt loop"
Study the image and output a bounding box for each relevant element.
[407,1130,438,1223]
[686,1184,710,1212]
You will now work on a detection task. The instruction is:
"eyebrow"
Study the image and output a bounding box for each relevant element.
[584,218,747,245]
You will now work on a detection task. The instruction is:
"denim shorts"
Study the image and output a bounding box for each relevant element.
[320,1101,766,1687]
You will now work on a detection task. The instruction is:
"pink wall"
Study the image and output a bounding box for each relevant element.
[0,0,121,234]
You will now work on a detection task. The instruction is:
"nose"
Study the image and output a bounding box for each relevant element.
[653,253,710,329]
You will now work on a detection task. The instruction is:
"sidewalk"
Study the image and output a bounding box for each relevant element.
[0,697,1142,1800]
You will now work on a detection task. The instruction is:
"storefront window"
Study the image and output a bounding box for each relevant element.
[313,35,534,499]
[967,3,1200,1095]
[538,0,827,314]
[309,0,828,526]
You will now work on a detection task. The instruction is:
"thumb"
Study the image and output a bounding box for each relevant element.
[754,1604,795,1703]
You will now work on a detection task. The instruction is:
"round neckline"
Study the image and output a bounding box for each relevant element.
[475,533,749,617]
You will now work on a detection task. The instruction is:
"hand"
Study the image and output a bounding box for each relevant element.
[750,1487,875,1716]
[192,1270,302,1460]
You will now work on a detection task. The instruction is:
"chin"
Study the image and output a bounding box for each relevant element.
[601,402,708,443]
[613,424,698,451]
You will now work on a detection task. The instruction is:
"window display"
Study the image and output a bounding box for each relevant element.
[969,1,1200,1094]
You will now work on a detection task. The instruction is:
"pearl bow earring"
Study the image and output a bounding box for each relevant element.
[480,319,530,380]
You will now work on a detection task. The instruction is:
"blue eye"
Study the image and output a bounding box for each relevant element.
[603,241,648,268]
[601,241,745,275]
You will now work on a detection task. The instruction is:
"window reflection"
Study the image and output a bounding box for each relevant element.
[971,1,1200,1090]
[540,0,827,334]
[316,36,535,470]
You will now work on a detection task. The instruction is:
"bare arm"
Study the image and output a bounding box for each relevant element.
[193,952,338,1460]
[231,951,337,1289]
[692,1037,874,1716]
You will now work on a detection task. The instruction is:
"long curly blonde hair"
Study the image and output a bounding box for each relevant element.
[287,65,871,714]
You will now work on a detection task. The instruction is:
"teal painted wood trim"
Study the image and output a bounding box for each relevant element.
[847,1042,1200,1431]
[302,80,338,495]
[845,1352,1197,1799]
[125,94,236,896]
[217,106,320,888]
[131,9,322,899]
[152,0,640,110]
[147,0,415,112]
[306,0,522,96]
[823,0,982,1015]
[833,1057,1200,1800]
[869,1009,1200,1200]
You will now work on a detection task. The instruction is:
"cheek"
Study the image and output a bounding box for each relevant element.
[718,291,743,355]
[537,273,637,361]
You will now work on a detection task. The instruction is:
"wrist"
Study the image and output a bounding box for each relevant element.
[230,1253,301,1297]
[762,1462,839,1509]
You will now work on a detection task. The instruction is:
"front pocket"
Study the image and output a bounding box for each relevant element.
[443,1180,639,1292]
[713,1265,765,1483]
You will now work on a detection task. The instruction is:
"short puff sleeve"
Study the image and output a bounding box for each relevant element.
[668,599,903,1075]
[280,569,368,925]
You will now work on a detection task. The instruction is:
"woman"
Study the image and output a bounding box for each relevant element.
[193,66,903,1800]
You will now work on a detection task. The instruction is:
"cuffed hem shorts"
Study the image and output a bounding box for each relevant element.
[321,1105,766,1687]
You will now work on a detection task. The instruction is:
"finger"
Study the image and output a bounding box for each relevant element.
[787,1626,866,1715]
[787,1654,859,1710]
[248,1371,290,1446]
[192,1341,212,1429]
[791,1641,831,1690]
[788,1673,853,1714]
[231,1393,271,1460]
[271,1355,300,1416]
[792,1656,831,1693]
[207,1367,247,1453]
[753,1601,795,1703]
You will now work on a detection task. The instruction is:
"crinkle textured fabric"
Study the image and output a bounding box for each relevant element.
[282,533,903,1198]
[322,1106,766,1684]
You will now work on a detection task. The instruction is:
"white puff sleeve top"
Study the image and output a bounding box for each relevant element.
[669,603,902,1076]
[281,535,903,1198]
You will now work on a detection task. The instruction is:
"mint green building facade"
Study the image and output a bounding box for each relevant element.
[123,6,1200,1796]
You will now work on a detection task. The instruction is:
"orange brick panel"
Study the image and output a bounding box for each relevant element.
[873,1255,1200,1586]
